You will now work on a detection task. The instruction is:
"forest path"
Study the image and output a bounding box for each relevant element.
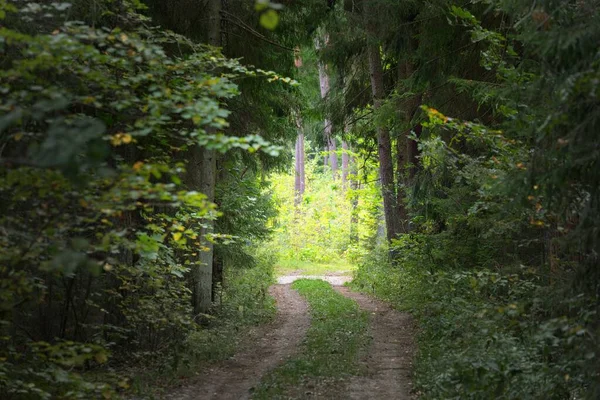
[334,286,416,399]
[165,274,415,399]
[257,275,415,399]
[165,284,310,400]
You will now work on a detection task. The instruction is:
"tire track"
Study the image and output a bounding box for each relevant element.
[335,286,416,399]
[165,284,310,400]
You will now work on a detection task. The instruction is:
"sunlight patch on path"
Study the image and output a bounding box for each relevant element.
[277,274,352,286]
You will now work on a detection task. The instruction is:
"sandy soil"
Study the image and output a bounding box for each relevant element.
[335,286,416,399]
[276,274,352,286]
[164,284,310,400]
[164,277,415,399]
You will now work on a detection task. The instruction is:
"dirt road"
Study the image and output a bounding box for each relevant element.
[165,276,415,399]
[165,284,310,400]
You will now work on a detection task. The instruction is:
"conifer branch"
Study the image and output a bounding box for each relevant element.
[220,10,295,52]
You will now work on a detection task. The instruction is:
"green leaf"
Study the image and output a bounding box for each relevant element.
[255,0,269,11]
[259,9,279,30]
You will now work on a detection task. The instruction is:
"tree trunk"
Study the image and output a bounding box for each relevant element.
[349,148,359,243]
[342,140,349,189]
[300,132,306,194]
[295,133,301,199]
[407,123,422,182]
[293,49,305,203]
[404,55,422,185]
[316,35,337,178]
[365,26,400,241]
[396,135,408,232]
[192,0,221,317]
[396,51,422,232]
[294,115,306,204]
[328,134,338,176]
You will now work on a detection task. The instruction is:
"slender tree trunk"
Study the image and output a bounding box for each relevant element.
[396,135,408,232]
[316,35,338,178]
[295,134,301,198]
[403,53,422,185]
[396,51,422,232]
[300,132,305,194]
[407,123,422,181]
[293,49,306,202]
[294,113,306,204]
[191,0,221,317]
[328,134,338,176]
[342,140,349,189]
[365,21,400,241]
[349,148,359,243]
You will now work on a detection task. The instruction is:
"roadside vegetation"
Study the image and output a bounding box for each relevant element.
[2,0,598,398]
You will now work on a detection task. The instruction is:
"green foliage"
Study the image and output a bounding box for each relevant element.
[267,152,381,265]
[353,244,597,399]
[0,1,290,397]
[254,279,369,399]
[353,1,600,396]
[123,251,276,396]
[274,259,355,276]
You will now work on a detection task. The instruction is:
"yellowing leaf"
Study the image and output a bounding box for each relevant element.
[172,232,183,242]
[255,0,268,11]
[95,352,108,364]
[260,9,279,30]
[132,161,144,171]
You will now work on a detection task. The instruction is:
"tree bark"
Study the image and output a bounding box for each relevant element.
[402,51,422,185]
[396,51,422,232]
[191,0,221,317]
[407,123,422,182]
[300,132,305,194]
[365,18,401,241]
[294,115,306,204]
[328,133,338,177]
[342,140,349,189]
[349,147,359,243]
[396,134,408,232]
[316,35,338,178]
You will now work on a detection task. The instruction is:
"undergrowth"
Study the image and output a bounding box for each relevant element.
[274,259,355,276]
[253,279,369,399]
[131,253,276,397]
[352,241,598,399]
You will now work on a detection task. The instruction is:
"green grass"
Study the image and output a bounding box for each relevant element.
[274,259,356,276]
[252,279,369,399]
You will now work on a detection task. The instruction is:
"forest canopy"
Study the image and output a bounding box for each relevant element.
[0,0,599,398]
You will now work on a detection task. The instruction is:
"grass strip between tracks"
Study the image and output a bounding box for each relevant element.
[253,279,369,399]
